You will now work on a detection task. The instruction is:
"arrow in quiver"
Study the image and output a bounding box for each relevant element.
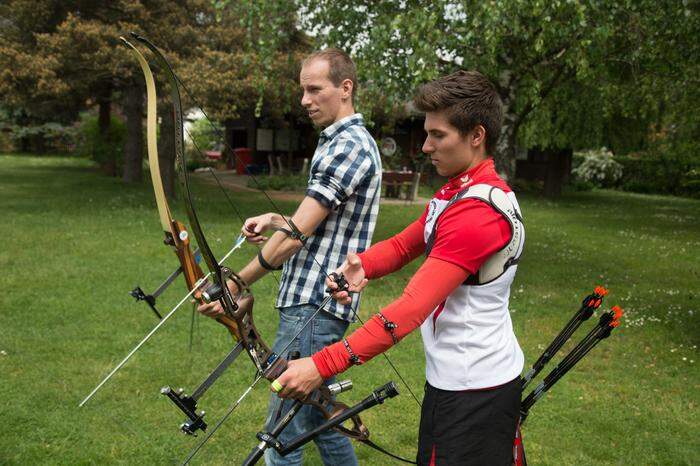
[514,287,623,466]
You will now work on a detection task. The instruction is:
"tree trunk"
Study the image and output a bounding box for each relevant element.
[544,148,572,199]
[122,82,144,183]
[495,108,518,181]
[158,101,176,199]
[97,91,117,176]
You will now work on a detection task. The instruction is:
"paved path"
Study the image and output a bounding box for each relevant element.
[193,169,428,205]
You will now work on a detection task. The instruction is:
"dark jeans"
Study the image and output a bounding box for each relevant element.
[263,304,359,466]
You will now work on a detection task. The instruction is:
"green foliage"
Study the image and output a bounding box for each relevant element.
[247,174,307,191]
[177,1,309,125]
[185,118,220,172]
[0,130,13,152]
[565,178,596,193]
[7,121,77,153]
[617,150,700,198]
[572,148,623,188]
[185,155,216,173]
[187,118,222,154]
[299,0,699,174]
[74,112,126,168]
[510,178,545,194]
[681,169,700,198]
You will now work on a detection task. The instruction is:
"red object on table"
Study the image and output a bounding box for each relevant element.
[204,150,222,160]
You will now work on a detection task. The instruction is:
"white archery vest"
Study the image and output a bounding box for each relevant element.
[420,184,525,390]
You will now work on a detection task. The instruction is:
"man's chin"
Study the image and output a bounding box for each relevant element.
[308,113,324,125]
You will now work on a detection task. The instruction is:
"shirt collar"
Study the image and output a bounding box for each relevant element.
[446,158,496,191]
[320,113,364,142]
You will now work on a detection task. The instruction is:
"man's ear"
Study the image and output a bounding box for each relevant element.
[471,125,487,147]
[342,78,354,101]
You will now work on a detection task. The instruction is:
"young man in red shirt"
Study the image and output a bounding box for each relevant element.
[275,70,525,465]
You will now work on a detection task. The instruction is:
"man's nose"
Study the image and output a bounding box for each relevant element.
[422,139,433,154]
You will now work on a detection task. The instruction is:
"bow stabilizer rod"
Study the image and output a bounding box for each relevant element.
[242,382,407,466]
[130,248,203,320]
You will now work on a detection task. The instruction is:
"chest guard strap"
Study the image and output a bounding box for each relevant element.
[425,184,524,286]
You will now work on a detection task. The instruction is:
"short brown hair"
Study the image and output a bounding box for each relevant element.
[303,48,357,102]
[414,70,503,153]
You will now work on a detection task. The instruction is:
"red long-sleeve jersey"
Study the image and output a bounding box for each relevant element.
[312,159,512,379]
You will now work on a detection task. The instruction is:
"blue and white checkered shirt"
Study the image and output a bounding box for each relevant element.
[276,114,381,322]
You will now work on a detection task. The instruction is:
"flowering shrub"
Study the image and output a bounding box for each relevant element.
[572,147,623,188]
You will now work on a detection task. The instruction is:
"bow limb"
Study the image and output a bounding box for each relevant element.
[123,36,256,350]
[121,37,206,296]
[130,33,278,373]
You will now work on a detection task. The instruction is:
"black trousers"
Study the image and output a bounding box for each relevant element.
[417,377,521,466]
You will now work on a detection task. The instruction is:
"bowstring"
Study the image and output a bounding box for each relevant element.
[186,129,281,287]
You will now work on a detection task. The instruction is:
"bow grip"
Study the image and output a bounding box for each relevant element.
[264,349,301,382]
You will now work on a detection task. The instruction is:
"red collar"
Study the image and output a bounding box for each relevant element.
[448,158,495,188]
[432,158,509,201]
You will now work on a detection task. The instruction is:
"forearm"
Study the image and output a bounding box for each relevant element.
[237,199,329,288]
[357,219,425,279]
[236,229,303,287]
[312,257,469,378]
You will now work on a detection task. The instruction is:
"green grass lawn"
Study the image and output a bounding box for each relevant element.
[1,154,698,465]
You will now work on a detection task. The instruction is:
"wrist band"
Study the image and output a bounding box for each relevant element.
[287,219,308,243]
[272,218,309,244]
[343,339,361,365]
[377,313,399,344]
[258,251,282,271]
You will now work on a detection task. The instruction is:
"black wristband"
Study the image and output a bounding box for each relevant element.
[257,251,282,271]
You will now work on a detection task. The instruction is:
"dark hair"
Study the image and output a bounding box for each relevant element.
[414,70,503,153]
[303,48,357,103]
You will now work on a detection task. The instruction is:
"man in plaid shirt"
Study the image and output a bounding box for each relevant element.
[198,48,381,465]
